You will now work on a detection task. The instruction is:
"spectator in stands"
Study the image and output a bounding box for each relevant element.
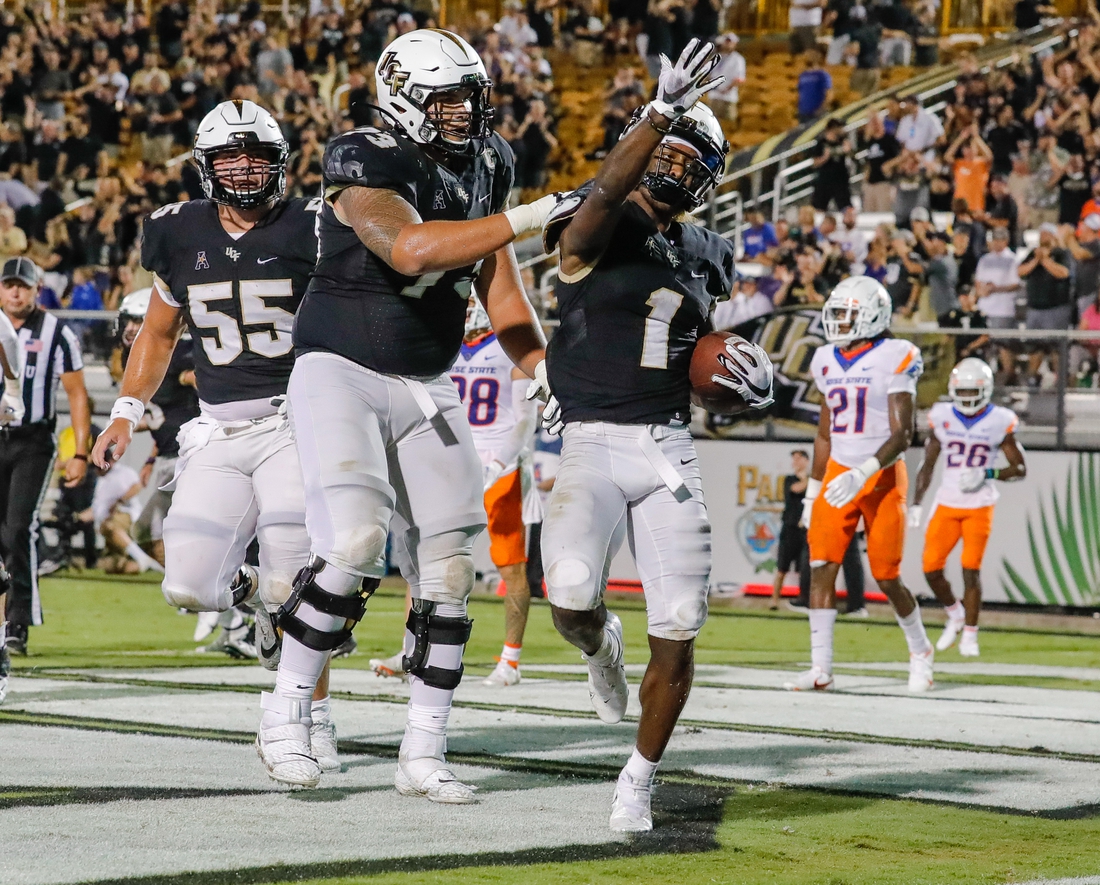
[878,0,918,67]
[983,175,1021,248]
[920,230,959,322]
[1076,177,1100,223]
[796,50,832,123]
[141,77,183,165]
[940,286,991,361]
[34,45,72,121]
[861,113,900,212]
[846,5,883,97]
[953,227,978,291]
[1053,153,1093,224]
[1015,0,1057,30]
[513,98,559,189]
[975,226,1022,337]
[590,67,644,160]
[886,228,924,316]
[1065,215,1100,319]
[897,96,944,157]
[0,206,27,266]
[1019,223,1073,381]
[829,206,868,269]
[774,247,829,306]
[709,34,746,124]
[886,150,931,228]
[952,198,986,262]
[715,275,774,328]
[790,0,825,56]
[811,118,852,210]
[987,105,1028,177]
[913,7,940,67]
[742,209,779,261]
[945,124,992,213]
[1026,134,1065,228]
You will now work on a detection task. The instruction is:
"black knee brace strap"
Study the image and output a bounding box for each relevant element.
[402,605,473,690]
[277,561,379,652]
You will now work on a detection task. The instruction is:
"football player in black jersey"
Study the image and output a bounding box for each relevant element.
[92,100,340,782]
[267,29,559,801]
[537,40,774,831]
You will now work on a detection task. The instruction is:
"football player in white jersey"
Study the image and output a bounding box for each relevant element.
[452,298,538,685]
[910,358,1026,656]
[792,276,936,693]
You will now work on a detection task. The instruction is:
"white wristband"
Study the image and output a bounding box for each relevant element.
[649,99,678,120]
[858,456,882,477]
[4,375,20,398]
[805,477,822,499]
[503,204,537,236]
[110,396,145,429]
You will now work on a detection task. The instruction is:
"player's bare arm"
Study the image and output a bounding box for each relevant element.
[335,185,554,278]
[912,434,942,507]
[996,432,1027,481]
[879,390,915,467]
[60,368,90,487]
[91,287,186,467]
[474,245,545,377]
[802,400,832,527]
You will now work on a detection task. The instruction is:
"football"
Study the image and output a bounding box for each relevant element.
[690,331,755,415]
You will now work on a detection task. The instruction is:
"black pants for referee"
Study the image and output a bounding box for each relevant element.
[0,425,56,630]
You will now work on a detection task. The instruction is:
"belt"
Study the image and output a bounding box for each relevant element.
[0,422,53,441]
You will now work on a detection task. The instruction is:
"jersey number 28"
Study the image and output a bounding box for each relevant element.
[451,375,499,426]
[188,280,294,365]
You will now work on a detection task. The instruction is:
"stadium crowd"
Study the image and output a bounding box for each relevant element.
[721,26,1100,388]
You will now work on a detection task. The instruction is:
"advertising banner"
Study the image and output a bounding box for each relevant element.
[609,440,1100,607]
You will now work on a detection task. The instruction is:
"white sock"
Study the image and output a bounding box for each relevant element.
[944,601,964,622]
[586,623,617,665]
[896,604,933,655]
[262,666,316,728]
[218,608,243,629]
[403,601,467,755]
[963,625,979,637]
[809,608,837,674]
[500,643,521,666]
[622,747,659,786]
[311,696,331,721]
[125,541,164,574]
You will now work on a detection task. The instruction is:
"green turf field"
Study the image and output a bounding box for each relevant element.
[6,573,1100,885]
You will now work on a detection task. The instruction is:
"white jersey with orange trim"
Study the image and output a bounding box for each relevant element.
[928,401,1018,508]
[811,337,924,469]
[450,331,525,472]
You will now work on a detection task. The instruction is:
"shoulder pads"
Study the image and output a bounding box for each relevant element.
[322,128,424,204]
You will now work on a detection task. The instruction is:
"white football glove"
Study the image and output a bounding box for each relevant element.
[483,459,506,492]
[525,359,563,435]
[800,478,821,529]
[713,340,775,410]
[907,504,923,528]
[824,457,881,508]
[0,375,23,426]
[270,395,290,432]
[958,467,987,494]
[504,191,568,237]
[653,38,724,119]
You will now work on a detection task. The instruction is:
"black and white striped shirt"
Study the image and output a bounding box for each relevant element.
[14,308,83,428]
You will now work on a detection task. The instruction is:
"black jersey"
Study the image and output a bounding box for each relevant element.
[294,127,515,377]
[141,197,321,406]
[148,337,199,457]
[547,198,736,425]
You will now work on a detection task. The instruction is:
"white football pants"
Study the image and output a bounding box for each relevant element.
[288,352,486,604]
[541,422,712,640]
[161,415,309,612]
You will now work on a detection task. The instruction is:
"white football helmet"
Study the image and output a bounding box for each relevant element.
[821,276,892,346]
[624,102,729,210]
[193,100,288,208]
[375,29,493,155]
[948,357,994,415]
[115,287,152,347]
[464,296,491,338]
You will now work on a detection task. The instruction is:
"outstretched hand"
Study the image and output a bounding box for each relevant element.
[655,38,723,119]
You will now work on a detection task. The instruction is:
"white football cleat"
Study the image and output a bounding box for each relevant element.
[394,733,477,804]
[193,610,219,642]
[908,648,935,692]
[370,651,407,680]
[936,616,965,651]
[203,623,257,659]
[784,666,835,691]
[959,631,980,657]
[583,612,629,724]
[483,660,520,686]
[257,692,321,788]
[610,773,654,833]
[310,707,340,773]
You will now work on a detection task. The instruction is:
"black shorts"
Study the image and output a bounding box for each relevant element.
[776,525,806,573]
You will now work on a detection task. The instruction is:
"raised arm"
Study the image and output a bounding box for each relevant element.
[558,38,722,276]
[91,284,186,467]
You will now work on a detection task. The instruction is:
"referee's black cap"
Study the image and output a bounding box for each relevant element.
[1,257,40,287]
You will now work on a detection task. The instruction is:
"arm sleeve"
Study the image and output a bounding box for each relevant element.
[494,379,538,468]
[0,309,22,379]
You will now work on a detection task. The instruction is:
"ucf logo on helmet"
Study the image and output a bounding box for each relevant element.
[379,51,409,96]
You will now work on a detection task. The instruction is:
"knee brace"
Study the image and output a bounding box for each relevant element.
[276,556,379,651]
[401,599,473,690]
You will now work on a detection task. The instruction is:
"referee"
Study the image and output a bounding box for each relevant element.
[0,257,89,657]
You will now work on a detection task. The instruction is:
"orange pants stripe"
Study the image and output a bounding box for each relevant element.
[922,504,994,573]
[484,468,526,567]
[808,458,908,581]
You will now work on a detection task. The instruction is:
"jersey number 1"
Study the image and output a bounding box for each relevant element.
[640,288,685,370]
